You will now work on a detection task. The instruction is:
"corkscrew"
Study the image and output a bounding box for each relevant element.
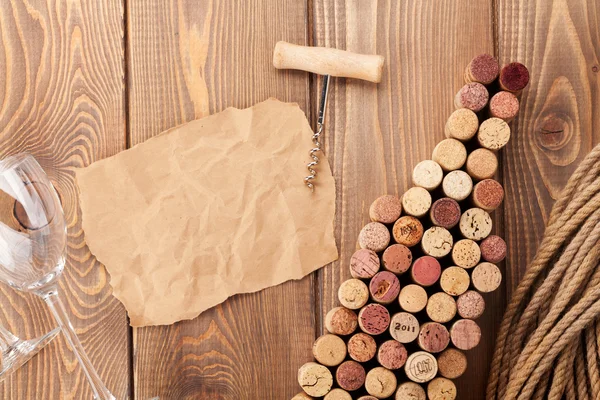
[304,75,330,191]
[273,41,384,191]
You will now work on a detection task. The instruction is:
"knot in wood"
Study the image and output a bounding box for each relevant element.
[535,112,571,151]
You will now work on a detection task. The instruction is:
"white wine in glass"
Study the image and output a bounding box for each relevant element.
[0,154,115,399]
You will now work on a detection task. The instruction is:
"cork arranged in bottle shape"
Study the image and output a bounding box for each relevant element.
[295,54,528,399]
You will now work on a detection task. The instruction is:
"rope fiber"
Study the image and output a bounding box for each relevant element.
[487,144,600,400]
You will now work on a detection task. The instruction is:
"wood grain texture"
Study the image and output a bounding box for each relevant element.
[312,1,500,399]
[0,0,129,399]
[1,1,597,398]
[127,1,315,399]
[497,0,600,295]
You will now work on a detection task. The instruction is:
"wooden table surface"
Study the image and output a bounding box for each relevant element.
[0,0,598,399]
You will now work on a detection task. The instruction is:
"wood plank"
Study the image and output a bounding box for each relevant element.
[497,0,600,296]
[313,1,497,399]
[126,1,314,398]
[0,0,129,398]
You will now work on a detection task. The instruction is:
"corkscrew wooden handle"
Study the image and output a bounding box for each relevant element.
[273,41,384,83]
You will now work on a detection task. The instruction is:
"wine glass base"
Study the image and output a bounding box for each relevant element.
[0,327,60,380]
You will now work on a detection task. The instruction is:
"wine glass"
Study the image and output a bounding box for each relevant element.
[0,153,115,400]
[0,324,59,380]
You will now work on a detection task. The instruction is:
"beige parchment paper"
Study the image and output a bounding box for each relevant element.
[76,99,338,326]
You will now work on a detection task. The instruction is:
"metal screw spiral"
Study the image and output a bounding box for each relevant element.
[304,122,324,191]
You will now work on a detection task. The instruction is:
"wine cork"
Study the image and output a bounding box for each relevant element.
[338,279,370,310]
[464,53,499,85]
[432,139,467,171]
[395,382,426,400]
[450,319,482,350]
[459,208,492,241]
[422,233,453,263]
[382,244,412,274]
[292,392,314,400]
[377,340,408,370]
[325,307,358,336]
[370,195,403,224]
[365,367,397,399]
[389,312,420,343]
[393,216,424,247]
[350,249,380,279]
[457,290,486,319]
[324,388,352,400]
[369,271,401,304]
[336,360,366,392]
[437,348,468,379]
[473,179,505,212]
[489,91,519,122]
[440,266,471,296]
[480,235,507,263]
[478,117,511,150]
[412,160,444,191]
[359,222,391,253]
[405,351,438,383]
[411,256,442,287]
[358,303,391,335]
[358,397,379,400]
[298,362,333,397]
[466,148,498,180]
[402,187,432,217]
[312,334,347,366]
[445,108,479,141]
[427,377,457,400]
[472,262,502,293]
[442,170,473,201]
[399,284,428,313]
[426,292,457,323]
[347,332,377,362]
[499,62,530,93]
[455,82,489,112]
[421,227,453,258]
[418,322,450,353]
[451,239,481,269]
[430,198,461,229]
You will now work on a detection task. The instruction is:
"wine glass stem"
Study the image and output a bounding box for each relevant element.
[41,290,115,400]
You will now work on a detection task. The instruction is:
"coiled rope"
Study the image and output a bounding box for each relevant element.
[487,143,600,400]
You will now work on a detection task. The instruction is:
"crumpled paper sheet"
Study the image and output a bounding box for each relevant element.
[76,99,338,326]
